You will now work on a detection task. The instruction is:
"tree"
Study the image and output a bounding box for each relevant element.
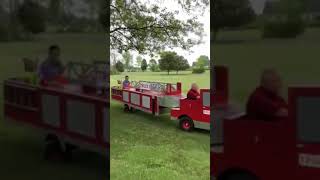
[149,59,158,72]
[262,0,305,38]
[99,0,109,30]
[115,61,125,72]
[48,0,62,24]
[122,51,133,71]
[196,55,210,68]
[17,1,47,34]
[159,51,178,75]
[141,59,148,72]
[212,0,255,41]
[136,55,143,68]
[109,0,209,54]
[174,56,190,74]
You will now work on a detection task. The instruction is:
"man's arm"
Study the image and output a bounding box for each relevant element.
[249,94,286,119]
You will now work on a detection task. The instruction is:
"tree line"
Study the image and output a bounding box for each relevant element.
[112,51,209,75]
[0,0,104,41]
[213,0,307,40]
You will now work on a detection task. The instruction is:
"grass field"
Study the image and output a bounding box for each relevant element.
[214,28,320,104]
[0,33,108,179]
[110,71,210,180]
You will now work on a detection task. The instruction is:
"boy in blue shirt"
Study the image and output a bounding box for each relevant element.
[123,75,130,88]
[38,45,65,82]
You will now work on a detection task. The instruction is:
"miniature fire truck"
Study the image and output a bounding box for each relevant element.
[3,61,109,160]
[171,89,210,131]
[111,81,210,131]
[211,66,320,180]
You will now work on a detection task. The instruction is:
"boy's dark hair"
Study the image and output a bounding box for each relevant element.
[49,45,60,52]
[125,75,129,78]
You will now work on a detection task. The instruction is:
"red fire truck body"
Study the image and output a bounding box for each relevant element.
[111,81,183,116]
[3,79,109,156]
[211,66,320,179]
[111,81,210,131]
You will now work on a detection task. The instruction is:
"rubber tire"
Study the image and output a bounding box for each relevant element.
[63,143,77,162]
[179,117,194,132]
[130,107,136,113]
[44,135,64,161]
[124,104,130,112]
[222,172,258,180]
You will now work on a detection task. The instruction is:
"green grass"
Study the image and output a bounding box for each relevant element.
[110,71,210,180]
[214,28,320,103]
[0,33,108,179]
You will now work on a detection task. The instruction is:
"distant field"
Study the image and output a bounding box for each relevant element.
[214,28,320,104]
[0,33,108,180]
[110,71,210,180]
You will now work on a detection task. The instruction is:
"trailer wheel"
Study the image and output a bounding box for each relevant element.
[124,104,130,112]
[219,171,258,180]
[130,107,136,112]
[179,117,194,131]
[44,134,64,161]
[63,143,77,161]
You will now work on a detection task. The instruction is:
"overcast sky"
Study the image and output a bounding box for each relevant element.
[112,0,210,65]
[250,0,267,14]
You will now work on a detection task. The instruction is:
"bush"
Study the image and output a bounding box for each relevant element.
[262,19,305,38]
[192,66,205,74]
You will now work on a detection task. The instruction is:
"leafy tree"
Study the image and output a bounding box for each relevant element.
[99,0,109,30]
[141,59,148,72]
[115,61,125,72]
[159,51,178,75]
[122,51,133,71]
[109,0,208,54]
[196,55,210,68]
[136,55,143,68]
[17,1,47,34]
[48,0,62,24]
[174,56,190,74]
[192,66,205,74]
[212,0,255,41]
[262,0,305,38]
[149,59,158,72]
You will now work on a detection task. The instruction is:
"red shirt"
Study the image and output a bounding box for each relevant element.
[246,86,288,120]
[187,89,200,100]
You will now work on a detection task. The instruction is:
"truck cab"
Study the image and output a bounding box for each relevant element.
[171,89,210,131]
[211,67,320,180]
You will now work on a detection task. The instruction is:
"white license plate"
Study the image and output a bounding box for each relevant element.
[299,153,320,168]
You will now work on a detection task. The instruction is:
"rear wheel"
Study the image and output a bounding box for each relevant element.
[179,116,194,131]
[44,134,64,161]
[124,104,130,112]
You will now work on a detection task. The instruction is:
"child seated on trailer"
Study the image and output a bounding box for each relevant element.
[122,75,131,88]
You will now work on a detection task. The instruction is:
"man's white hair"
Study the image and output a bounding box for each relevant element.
[260,68,279,85]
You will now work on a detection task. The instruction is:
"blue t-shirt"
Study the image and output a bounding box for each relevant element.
[38,58,64,81]
[123,80,130,88]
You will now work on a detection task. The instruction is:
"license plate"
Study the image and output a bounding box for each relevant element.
[299,153,320,168]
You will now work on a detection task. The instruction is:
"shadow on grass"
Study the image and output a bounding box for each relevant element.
[129,109,210,135]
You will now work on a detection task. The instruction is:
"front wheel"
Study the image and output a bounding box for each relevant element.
[179,117,194,131]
